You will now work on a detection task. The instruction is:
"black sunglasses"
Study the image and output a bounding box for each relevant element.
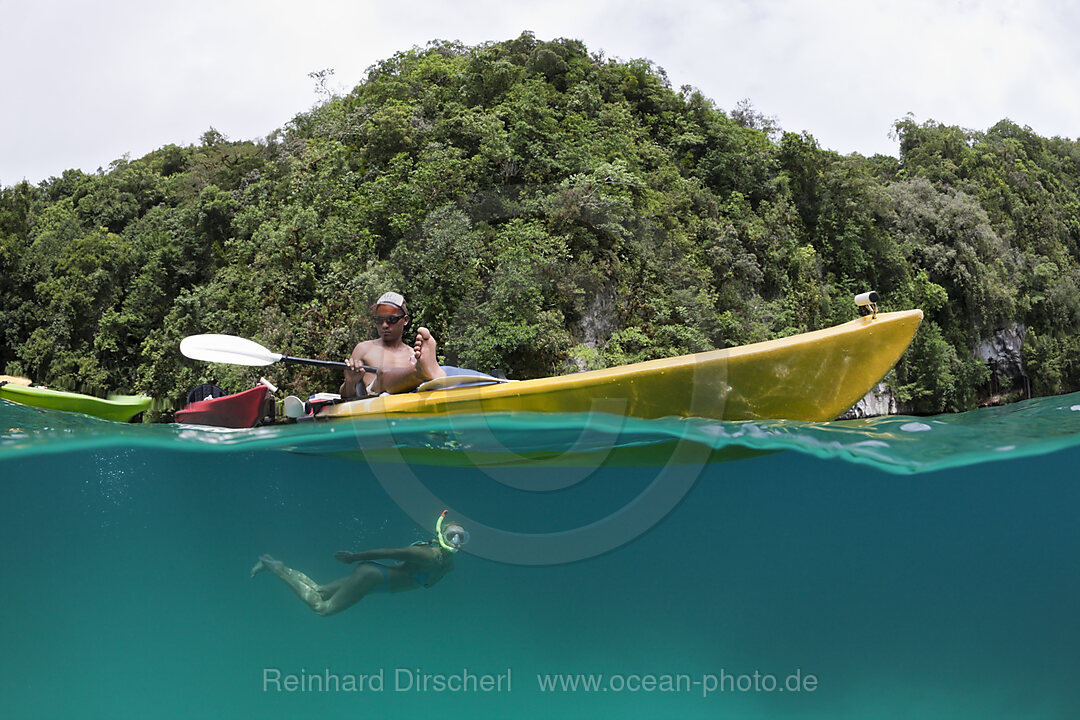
[373,314,407,325]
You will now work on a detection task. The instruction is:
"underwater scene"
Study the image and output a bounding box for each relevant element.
[3,393,1080,719]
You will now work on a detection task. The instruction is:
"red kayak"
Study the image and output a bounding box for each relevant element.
[175,385,271,428]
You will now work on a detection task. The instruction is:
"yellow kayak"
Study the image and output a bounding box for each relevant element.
[317,309,923,423]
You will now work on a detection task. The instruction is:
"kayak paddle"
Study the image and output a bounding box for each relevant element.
[180,334,376,372]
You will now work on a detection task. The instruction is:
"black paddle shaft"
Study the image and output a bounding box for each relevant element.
[279,355,377,373]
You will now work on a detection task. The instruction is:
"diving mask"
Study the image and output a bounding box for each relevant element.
[436,510,470,552]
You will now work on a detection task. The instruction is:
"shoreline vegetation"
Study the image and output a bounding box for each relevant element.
[3,33,1079,421]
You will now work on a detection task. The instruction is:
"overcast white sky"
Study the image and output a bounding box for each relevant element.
[2,0,1078,185]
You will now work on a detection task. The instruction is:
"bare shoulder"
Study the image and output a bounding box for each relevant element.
[352,339,380,361]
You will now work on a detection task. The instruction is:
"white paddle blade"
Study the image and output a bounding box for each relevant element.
[180,334,283,366]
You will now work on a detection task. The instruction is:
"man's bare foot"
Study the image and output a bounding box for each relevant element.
[413,327,446,381]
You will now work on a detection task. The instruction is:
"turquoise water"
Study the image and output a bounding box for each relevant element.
[3,394,1080,719]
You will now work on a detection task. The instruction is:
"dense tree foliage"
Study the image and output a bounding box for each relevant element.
[3,34,1079,419]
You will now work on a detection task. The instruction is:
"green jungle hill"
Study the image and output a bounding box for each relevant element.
[3,33,1079,420]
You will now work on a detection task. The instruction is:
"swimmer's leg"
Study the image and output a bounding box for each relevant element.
[251,554,330,612]
[313,563,387,615]
[315,575,351,600]
[252,555,382,616]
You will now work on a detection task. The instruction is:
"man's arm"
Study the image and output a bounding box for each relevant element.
[340,342,375,398]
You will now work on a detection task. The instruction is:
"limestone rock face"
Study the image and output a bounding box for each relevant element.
[975,324,1026,382]
[840,324,1030,419]
[840,381,898,419]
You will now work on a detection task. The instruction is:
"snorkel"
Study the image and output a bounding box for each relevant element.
[435,510,469,553]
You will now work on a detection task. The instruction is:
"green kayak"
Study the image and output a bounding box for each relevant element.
[0,379,151,422]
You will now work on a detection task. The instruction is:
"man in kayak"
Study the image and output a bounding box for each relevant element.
[250,512,468,616]
[339,291,446,398]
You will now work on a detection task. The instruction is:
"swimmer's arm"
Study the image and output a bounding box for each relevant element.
[334,546,435,565]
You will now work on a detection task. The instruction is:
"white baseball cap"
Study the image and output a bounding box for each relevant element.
[372,291,407,313]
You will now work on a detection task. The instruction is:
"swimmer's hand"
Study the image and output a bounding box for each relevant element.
[334,551,359,564]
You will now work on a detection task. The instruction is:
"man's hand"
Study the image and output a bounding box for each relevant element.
[341,355,371,398]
